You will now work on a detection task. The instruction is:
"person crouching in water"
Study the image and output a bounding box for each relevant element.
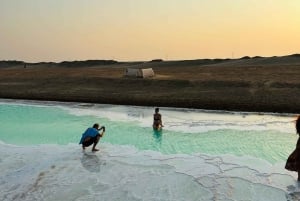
[79,123,105,152]
[153,108,163,130]
[285,116,300,180]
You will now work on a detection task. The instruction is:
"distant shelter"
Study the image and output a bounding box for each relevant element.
[124,68,155,78]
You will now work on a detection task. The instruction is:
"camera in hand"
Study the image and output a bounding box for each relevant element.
[99,126,105,132]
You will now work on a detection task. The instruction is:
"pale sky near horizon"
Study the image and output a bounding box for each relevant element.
[1,0,300,62]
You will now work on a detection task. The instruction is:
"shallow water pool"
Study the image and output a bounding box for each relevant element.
[0,99,299,201]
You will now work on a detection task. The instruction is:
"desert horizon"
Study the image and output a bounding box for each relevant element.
[1,53,300,65]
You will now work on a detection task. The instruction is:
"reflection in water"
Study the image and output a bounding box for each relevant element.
[80,153,106,172]
[153,129,162,144]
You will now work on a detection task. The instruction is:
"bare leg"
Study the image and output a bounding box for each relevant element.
[153,124,160,130]
[92,135,101,152]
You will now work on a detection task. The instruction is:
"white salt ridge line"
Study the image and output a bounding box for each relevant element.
[63,105,294,134]
[0,99,295,133]
[0,98,296,118]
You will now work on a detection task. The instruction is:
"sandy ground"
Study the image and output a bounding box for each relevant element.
[1,55,300,113]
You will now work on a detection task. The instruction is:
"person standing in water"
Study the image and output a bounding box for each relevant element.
[79,123,105,152]
[285,116,300,180]
[153,108,163,130]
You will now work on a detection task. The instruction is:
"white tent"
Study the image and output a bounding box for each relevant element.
[137,68,155,78]
[124,68,139,77]
[124,68,155,78]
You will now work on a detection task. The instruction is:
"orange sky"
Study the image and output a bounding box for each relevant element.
[0,0,300,62]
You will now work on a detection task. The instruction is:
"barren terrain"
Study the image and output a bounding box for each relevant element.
[1,55,300,113]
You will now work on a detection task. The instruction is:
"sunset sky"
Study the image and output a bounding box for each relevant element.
[1,0,300,62]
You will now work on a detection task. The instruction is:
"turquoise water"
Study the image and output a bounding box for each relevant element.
[0,101,296,163]
[0,100,299,201]
[0,101,297,162]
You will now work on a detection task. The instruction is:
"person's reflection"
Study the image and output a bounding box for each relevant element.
[153,129,162,144]
[81,153,105,172]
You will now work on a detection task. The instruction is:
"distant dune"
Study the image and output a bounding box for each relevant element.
[1,54,300,68]
[1,54,300,113]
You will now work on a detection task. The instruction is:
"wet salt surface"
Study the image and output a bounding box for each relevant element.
[1,99,300,200]
[0,143,299,201]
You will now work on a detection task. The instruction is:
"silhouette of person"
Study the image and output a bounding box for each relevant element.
[153,108,163,130]
[285,116,300,180]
